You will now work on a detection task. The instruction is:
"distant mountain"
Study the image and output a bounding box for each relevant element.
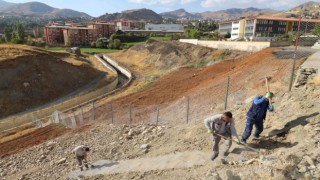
[290,1,320,11]
[160,9,201,19]
[98,8,163,22]
[0,1,92,18]
[201,7,276,20]
[271,1,320,18]
[160,7,276,20]
[0,0,14,11]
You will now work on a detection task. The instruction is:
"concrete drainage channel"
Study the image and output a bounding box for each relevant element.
[0,55,132,133]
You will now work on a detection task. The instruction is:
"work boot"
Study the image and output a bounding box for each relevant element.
[85,164,89,169]
[211,153,218,161]
[91,165,95,168]
[221,158,228,164]
[222,152,229,158]
[241,138,246,144]
[80,167,83,171]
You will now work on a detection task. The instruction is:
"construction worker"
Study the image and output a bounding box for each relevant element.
[73,145,94,171]
[241,92,274,143]
[204,112,241,161]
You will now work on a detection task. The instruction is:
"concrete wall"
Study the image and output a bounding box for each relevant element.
[179,39,270,52]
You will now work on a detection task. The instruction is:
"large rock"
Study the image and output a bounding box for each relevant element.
[140,144,150,149]
[55,158,66,165]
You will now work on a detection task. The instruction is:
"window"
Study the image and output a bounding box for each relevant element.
[233,28,239,30]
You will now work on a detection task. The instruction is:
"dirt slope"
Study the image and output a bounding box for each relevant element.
[0,81,319,180]
[0,45,104,119]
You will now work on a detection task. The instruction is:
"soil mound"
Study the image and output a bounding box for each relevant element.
[0,46,103,119]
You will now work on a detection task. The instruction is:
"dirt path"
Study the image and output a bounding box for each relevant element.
[68,151,211,178]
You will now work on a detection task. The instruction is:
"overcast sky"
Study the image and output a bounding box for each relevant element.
[5,0,314,17]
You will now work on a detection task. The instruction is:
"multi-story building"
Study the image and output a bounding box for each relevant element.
[44,21,115,46]
[219,16,320,40]
[113,19,141,31]
[145,24,184,32]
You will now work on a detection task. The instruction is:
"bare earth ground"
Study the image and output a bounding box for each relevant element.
[0,45,109,119]
[0,42,319,179]
[0,82,319,180]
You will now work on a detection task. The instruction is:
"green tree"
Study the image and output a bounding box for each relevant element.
[16,23,25,42]
[186,29,200,39]
[224,32,231,38]
[4,27,13,42]
[312,24,320,36]
[113,39,121,49]
[96,39,104,48]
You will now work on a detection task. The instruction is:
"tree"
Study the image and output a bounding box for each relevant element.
[224,32,231,38]
[113,39,121,49]
[312,24,320,36]
[186,29,200,39]
[4,27,12,42]
[16,23,25,42]
[96,39,104,48]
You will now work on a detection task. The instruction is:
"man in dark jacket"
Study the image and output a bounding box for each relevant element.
[241,92,274,143]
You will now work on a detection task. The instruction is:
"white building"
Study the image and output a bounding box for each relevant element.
[219,18,245,40]
[145,24,184,32]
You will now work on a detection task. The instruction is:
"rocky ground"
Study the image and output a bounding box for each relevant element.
[0,78,319,179]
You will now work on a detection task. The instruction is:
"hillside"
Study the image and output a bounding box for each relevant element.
[0,45,104,119]
[97,8,163,22]
[0,45,319,179]
[0,1,92,18]
[0,0,14,11]
[271,1,320,18]
[160,8,201,19]
[201,7,276,20]
[160,7,276,20]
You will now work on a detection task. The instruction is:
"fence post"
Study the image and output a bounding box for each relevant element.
[129,104,132,125]
[92,102,95,121]
[289,17,302,92]
[110,104,114,124]
[80,108,84,124]
[225,76,230,110]
[186,96,190,124]
[156,105,160,126]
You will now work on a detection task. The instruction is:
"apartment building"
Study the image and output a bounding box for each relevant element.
[219,16,320,40]
[44,22,115,46]
[145,24,184,32]
[113,19,142,31]
[219,18,245,40]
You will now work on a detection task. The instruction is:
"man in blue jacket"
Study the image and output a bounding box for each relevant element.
[241,92,274,143]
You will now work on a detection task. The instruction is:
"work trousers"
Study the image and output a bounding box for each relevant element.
[212,132,232,155]
[242,117,264,141]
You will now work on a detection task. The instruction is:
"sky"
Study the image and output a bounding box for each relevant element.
[4,0,315,17]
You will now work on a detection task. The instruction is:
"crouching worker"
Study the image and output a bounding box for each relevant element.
[73,145,95,171]
[204,112,240,161]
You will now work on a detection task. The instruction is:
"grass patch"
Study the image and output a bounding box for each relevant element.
[148,36,171,41]
[220,50,232,59]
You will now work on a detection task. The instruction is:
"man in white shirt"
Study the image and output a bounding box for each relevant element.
[204,112,240,161]
[73,145,94,171]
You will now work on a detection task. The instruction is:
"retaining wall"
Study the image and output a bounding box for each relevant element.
[179,39,270,52]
